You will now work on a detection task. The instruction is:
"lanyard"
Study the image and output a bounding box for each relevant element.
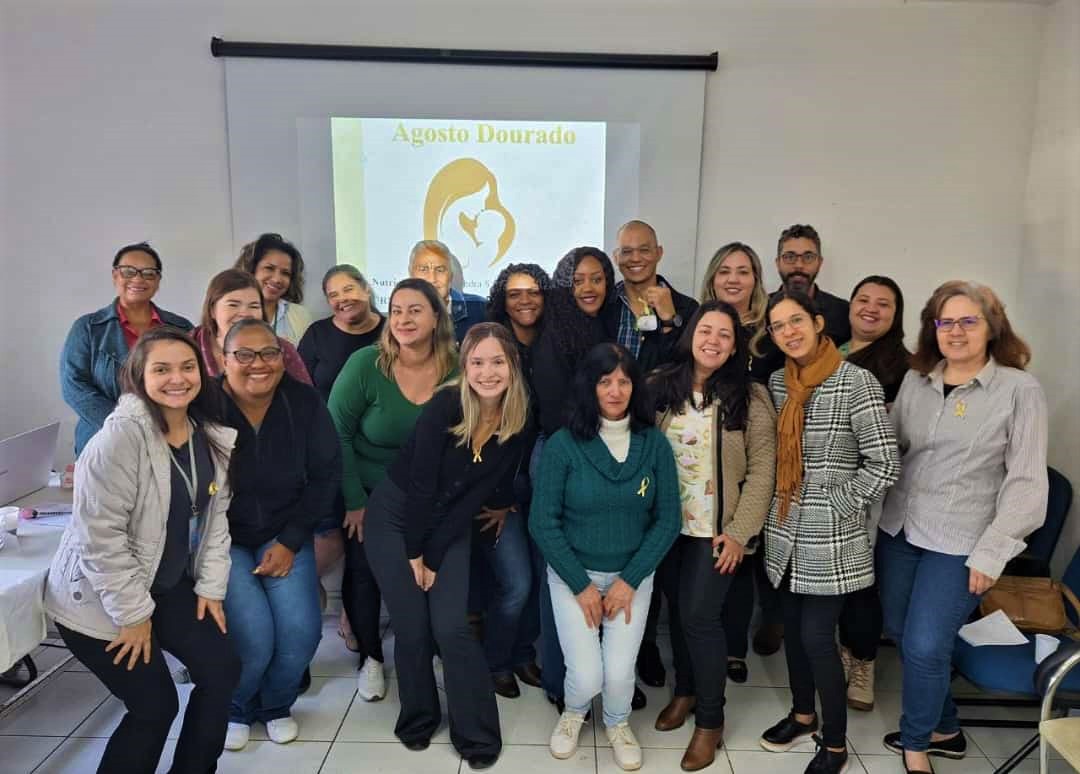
[168,419,200,518]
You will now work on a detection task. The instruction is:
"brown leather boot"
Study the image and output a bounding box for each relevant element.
[680,726,724,771]
[655,696,696,731]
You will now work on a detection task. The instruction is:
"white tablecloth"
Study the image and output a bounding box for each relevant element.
[0,487,70,672]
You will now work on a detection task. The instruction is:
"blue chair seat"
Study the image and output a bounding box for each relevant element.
[954,634,1080,695]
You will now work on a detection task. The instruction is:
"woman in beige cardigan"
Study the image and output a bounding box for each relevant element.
[648,300,777,771]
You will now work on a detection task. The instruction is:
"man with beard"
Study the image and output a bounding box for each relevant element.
[772,224,850,343]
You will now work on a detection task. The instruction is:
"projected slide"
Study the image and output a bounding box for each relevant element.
[331,117,607,299]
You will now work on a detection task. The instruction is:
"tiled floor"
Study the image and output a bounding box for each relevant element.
[0,619,1067,774]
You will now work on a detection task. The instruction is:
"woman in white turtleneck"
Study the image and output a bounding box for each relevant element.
[530,343,681,772]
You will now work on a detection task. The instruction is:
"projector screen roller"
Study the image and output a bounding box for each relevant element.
[331,117,611,298]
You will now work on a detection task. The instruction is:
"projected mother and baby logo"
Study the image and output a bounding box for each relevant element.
[423,158,516,269]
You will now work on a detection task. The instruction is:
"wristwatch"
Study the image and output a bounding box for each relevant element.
[661,314,684,329]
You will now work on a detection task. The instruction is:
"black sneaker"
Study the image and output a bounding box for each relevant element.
[466,753,500,770]
[805,735,848,774]
[632,685,647,710]
[727,658,749,684]
[760,713,819,752]
[636,641,667,687]
[883,731,966,759]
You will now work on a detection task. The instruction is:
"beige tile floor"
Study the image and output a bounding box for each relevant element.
[0,618,1065,774]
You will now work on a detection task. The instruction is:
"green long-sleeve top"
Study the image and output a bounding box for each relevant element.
[529,426,682,594]
[328,346,458,510]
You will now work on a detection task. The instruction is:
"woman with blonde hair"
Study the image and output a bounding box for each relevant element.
[328,278,458,703]
[878,281,1047,774]
[363,322,532,770]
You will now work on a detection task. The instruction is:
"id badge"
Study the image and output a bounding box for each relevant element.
[636,313,658,332]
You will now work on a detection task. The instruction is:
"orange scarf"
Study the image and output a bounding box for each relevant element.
[775,336,842,520]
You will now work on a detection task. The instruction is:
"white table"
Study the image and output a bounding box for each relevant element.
[0,487,70,674]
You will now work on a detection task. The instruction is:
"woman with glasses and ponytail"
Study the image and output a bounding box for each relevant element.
[218,318,342,751]
[757,290,899,774]
[878,281,1047,774]
[61,242,193,456]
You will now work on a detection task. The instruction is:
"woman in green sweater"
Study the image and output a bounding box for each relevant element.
[530,343,680,772]
[328,278,458,703]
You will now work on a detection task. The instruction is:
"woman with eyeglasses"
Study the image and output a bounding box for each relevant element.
[877,281,1047,774]
[191,269,311,384]
[757,290,899,774]
[45,326,239,774]
[477,263,550,697]
[218,319,341,751]
[328,278,459,704]
[234,233,313,346]
[61,242,193,456]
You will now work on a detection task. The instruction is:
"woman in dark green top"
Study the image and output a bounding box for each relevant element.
[328,278,458,703]
[530,343,680,771]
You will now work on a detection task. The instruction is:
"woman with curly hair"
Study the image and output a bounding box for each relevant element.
[475,263,551,697]
[529,247,618,710]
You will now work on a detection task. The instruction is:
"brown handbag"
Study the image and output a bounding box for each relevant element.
[979,576,1080,636]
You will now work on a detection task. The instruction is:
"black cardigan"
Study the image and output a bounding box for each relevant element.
[224,374,342,552]
[386,388,529,571]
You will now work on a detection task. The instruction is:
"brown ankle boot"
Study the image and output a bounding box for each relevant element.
[681,726,724,771]
[655,696,696,731]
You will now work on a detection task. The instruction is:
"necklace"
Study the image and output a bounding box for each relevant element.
[472,415,499,463]
[168,419,200,517]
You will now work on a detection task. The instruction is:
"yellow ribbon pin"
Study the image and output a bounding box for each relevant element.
[208,482,219,496]
[954,400,966,419]
[637,477,650,497]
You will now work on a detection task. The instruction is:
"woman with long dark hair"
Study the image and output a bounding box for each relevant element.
[836,276,911,712]
[758,290,900,774]
[234,233,313,345]
[45,326,239,774]
[531,343,680,771]
[649,301,777,770]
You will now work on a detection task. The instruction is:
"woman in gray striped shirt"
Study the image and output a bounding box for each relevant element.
[877,280,1048,774]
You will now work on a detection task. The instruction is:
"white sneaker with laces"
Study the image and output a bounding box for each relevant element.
[606,721,643,771]
[224,722,250,751]
[357,658,387,701]
[549,710,587,759]
[266,715,299,744]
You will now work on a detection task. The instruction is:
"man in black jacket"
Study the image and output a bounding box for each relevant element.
[612,220,699,374]
[772,223,850,344]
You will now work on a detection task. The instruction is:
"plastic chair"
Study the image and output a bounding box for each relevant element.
[1035,639,1080,774]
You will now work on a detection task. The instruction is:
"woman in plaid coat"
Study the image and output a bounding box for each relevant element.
[757,290,900,774]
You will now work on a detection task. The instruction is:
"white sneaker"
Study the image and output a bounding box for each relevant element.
[224,722,250,751]
[549,710,587,759]
[606,721,643,771]
[266,715,299,744]
[433,655,445,691]
[357,658,387,702]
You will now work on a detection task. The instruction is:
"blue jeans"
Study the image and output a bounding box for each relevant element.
[877,529,982,751]
[482,508,542,675]
[225,539,323,724]
[548,568,654,727]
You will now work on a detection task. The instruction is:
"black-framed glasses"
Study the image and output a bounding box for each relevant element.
[114,265,162,280]
[934,315,984,332]
[226,347,283,365]
[778,251,820,266]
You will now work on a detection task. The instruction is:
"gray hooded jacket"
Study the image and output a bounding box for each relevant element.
[44,394,236,640]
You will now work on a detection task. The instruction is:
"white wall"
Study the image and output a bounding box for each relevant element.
[0,1,1053,485]
[1017,0,1080,575]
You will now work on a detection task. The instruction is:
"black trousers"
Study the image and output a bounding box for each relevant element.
[365,481,501,758]
[838,582,883,661]
[57,576,240,774]
[342,533,385,664]
[719,551,755,659]
[780,576,848,749]
[660,535,736,728]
